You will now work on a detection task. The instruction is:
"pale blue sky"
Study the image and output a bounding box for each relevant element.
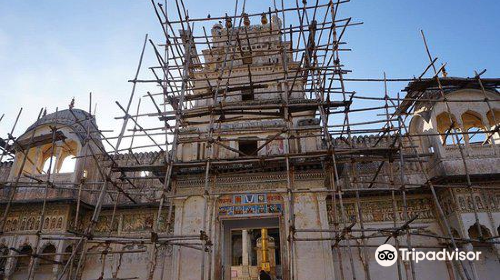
[0,0,499,150]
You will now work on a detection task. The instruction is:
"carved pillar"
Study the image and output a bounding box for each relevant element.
[53,146,63,173]
[242,230,249,266]
[241,229,250,277]
[52,241,64,280]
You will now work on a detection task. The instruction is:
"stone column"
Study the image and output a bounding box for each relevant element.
[241,229,250,277]
[52,241,64,280]
[242,230,249,266]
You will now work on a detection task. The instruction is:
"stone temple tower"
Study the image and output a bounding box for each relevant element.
[171,15,336,280]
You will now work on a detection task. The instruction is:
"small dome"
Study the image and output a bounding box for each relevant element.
[22,109,103,147]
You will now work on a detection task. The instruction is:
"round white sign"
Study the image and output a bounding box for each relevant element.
[375,244,398,267]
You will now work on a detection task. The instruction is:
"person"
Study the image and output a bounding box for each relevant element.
[259,270,272,280]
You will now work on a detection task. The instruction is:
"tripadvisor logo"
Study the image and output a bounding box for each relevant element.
[375,244,398,267]
[375,244,481,267]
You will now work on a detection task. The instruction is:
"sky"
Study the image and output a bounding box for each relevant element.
[0,0,499,154]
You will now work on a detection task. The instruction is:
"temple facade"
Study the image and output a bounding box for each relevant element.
[1,14,500,280]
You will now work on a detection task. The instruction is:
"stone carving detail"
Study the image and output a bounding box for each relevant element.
[326,197,434,224]
[122,213,155,233]
[3,206,66,233]
[87,210,174,235]
[453,189,497,213]
[176,171,324,188]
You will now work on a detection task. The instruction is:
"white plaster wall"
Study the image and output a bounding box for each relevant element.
[173,196,205,280]
[80,243,168,280]
[292,192,335,280]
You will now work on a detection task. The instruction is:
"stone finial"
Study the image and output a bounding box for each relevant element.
[271,15,282,29]
[243,13,250,27]
[225,16,232,28]
[442,65,448,77]
[211,22,223,37]
[261,13,268,25]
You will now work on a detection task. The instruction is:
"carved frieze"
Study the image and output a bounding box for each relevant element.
[453,188,498,213]
[85,209,174,235]
[326,196,435,224]
[176,171,324,189]
[3,205,67,233]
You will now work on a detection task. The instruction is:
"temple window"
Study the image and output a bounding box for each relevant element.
[38,244,56,272]
[62,245,73,265]
[468,223,492,242]
[466,127,487,144]
[197,142,206,160]
[58,154,76,173]
[42,156,57,174]
[436,112,460,145]
[238,139,258,156]
[14,245,32,272]
[461,110,487,144]
[35,140,78,174]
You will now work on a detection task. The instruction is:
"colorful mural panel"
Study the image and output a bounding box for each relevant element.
[218,193,283,217]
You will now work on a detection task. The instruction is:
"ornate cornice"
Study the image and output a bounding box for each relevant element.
[176,170,324,188]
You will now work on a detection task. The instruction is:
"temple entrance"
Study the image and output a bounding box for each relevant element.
[222,218,284,280]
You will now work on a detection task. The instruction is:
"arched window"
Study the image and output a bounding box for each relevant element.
[58,154,76,173]
[62,245,78,278]
[462,111,487,144]
[466,127,487,144]
[42,156,57,174]
[15,245,32,272]
[468,223,492,241]
[436,112,460,145]
[62,245,72,265]
[38,244,56,272]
